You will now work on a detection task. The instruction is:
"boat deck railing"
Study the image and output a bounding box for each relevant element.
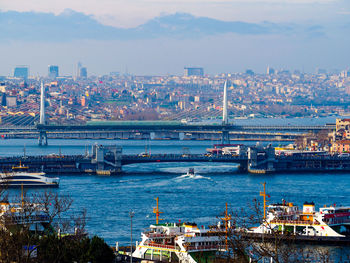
[270,219,320,225]
[145,233,178,238]
[186,244,221,251]
[144,242,176,250]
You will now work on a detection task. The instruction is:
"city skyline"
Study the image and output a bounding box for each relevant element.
[3,63,350,78]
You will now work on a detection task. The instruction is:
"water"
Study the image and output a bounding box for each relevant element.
[1,138,350,247]
[0,116,349,247]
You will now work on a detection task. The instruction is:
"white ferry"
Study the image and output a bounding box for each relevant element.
[247,183,350,243]
[131,198,228,263]
[0,163,59,187]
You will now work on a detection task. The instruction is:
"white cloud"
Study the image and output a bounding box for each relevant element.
[0,0,343,27]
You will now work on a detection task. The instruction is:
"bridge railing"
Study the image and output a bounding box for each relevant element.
[121,154,245,161]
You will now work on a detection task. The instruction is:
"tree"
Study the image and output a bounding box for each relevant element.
[0,189,114,263]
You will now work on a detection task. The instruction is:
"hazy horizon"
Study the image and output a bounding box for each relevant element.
[1,0,350,76]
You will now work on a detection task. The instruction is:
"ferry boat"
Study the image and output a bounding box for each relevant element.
[131,198,228,263]
[0,163,59,187]
[246,183,350,243]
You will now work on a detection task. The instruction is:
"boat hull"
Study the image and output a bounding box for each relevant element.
[0,172,59,188]
[0,182,59,188]
[242,232,350,245]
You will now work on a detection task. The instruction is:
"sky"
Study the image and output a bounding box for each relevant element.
[1,0,347,27]
[1,0,350,76]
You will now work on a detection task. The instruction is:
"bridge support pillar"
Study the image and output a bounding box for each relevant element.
[38,131,48,146]
[92,144,122,174]
[221,130,230,144]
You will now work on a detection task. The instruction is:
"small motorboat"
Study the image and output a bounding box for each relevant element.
[186,168,195,177]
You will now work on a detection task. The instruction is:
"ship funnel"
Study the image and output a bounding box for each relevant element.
[303,202,315,214]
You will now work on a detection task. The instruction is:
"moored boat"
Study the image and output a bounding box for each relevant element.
[130,198,227,263]
[246,183,350,244]
[0,163,59,187]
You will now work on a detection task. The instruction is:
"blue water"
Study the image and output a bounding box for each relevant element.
[1,138,350,247]
[0,115,349,246]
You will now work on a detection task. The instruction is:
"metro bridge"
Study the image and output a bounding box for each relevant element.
[0,81,336,145]
[0,122,334,145]
[34,122,334,145]
[36,123,334,132]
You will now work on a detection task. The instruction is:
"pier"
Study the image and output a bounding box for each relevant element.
[0,144,350,175]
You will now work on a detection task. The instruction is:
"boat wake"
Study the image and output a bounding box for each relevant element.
[123,163,239,174]
[175,174,212,181]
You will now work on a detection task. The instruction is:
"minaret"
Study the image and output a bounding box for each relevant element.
[222,80,228,125]
[39,82,45,124]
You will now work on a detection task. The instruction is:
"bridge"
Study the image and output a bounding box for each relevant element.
[32,123,333,145]
[36,123,333,132]
[1,144,350,175]
[0,81,336,145]
[120,153,247,165]
[0,123,331,144]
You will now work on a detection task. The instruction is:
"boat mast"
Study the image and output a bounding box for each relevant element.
[21,183,24,207]
[153,197,163,224]
[259,182,268,220]
[220,203,231,250]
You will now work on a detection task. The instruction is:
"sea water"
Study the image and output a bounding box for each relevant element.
[1,138,350,248]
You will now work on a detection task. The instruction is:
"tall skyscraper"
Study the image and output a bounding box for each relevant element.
[267,66,275,75]
[77,62,82,78]
[79,67,87,78]
[77,62,87,78]
[184,67,204,77]
[14,66,29,79]
[48,65,59,79]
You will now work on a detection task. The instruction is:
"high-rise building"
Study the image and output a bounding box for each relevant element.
[48,65,59,79]
[14,66,29,79]
[77,62,87,78]
[77,62,82,78]
[79,67,87,78]
[245,69,254,75]
[267,66,275,75]
[184,67,204,77]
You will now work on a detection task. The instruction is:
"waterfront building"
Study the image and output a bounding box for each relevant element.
[48,65,59,79]
[334,118,350,140]
[13,66,29,79]
[184,67,204,77]
[331,140,350,153]
[336,118,350,131]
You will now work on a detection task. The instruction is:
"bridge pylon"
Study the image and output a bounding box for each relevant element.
[221,80,231,144]
[38,81,48,146]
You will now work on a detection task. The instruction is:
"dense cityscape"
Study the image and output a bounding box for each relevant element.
[1,64,350,127]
